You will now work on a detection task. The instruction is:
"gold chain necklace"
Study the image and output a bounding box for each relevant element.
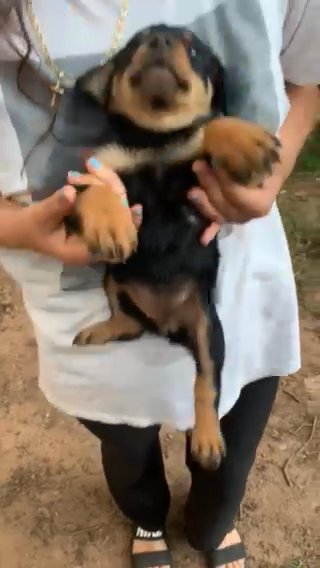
[26,0,129,107]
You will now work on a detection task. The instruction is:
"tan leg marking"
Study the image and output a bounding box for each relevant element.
[190,314,225,469]
[73,275,143,346]
[73,311,143,346]
[75,184,137,261]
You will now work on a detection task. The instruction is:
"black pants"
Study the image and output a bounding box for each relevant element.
[80,375,278,551]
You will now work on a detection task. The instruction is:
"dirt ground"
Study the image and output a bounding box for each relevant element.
[0,179,319,568]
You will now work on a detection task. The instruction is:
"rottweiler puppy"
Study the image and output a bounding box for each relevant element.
[69,25,280,469]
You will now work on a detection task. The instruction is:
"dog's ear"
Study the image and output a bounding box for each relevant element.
[210,57,226,116]
[76,62,114,106]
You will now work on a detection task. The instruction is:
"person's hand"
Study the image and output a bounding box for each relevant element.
[19,161,142,264]
[17,186,92,264]
[67,157,143,216]
[189,160,282,245]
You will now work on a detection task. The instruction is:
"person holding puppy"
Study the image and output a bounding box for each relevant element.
[0,1,319,567]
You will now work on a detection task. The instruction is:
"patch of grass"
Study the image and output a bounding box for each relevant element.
[283,560,307,568]
[294,125,320,174]
[278,128,320,317]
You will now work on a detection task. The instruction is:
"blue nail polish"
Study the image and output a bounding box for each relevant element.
[88,157,101,170]
[68,170,81,178]
[121,194,129,207]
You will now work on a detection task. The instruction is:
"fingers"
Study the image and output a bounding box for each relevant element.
[188,189,222,245]
[188,187,224,223]
[131,204,143,229]
[68,159,127,196]
[218,168,276,217]
[36,221,92,265]
[57,235,92,265]
[68,162,143,226]
[34,186,77,227]
[68,159,129,206]
[192,160,273,221]
[63,185,78,204]
[192,161,219,201]
[191,162,239,221]
[201,222,221,246]
[192,161,234,217]
[86,157,128,196]
[67,172,105,187]
[68,169,130,207]
[194,160,276,219]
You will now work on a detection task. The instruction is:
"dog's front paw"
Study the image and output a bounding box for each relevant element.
[191,408,226,470]
[71,185,138,262]
[203,117,281,186]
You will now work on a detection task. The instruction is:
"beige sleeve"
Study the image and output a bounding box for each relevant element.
[281,0,320,85]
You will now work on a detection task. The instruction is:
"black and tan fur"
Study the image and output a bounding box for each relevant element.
[67,25,280,469]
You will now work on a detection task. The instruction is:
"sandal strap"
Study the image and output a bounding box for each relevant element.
[134,526,165,541]
[207,542,246,566]
[132,550,172,568]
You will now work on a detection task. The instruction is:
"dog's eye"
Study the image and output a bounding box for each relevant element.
[191,48,197,57]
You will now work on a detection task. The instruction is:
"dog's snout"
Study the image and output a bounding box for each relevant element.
[148,33,173,53]
[128,29,192,107]
[139,67,178,102]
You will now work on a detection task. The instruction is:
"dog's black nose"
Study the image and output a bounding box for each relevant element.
[148,33,173,53]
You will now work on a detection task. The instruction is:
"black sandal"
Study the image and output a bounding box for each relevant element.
[206,534,246,567]
[131,526,172,568]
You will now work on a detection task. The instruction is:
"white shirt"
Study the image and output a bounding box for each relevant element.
[0,0,319,428]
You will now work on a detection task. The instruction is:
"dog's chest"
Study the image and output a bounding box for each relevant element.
[121,160,202,227]
[112,160,218,287]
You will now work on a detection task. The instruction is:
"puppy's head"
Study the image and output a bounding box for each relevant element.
[77,25,225,132]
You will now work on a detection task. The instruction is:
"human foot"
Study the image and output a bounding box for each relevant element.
[206,528,246,568]
[131,526,172,568]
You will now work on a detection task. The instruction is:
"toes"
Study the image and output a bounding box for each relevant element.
[258,133,281,171]
[115,243,126,263]
[77,206,137,261]
[204,118,281,187]
[85,228,136,262]
[132,537,170,568]
[231,133,281,185]
[191,434,225,470]
[269,147,281,164]
[199,453,221,470]
[73,330,92,346]
[97,232,117,258]
[73,325,110,346]
[270,133,281,148]
[73,328,103,346]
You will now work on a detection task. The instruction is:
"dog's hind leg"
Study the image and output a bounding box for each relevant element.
[73,310,143,345]
[167,290,225,470]
[73,275,143,346]
[189,308,225,470]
